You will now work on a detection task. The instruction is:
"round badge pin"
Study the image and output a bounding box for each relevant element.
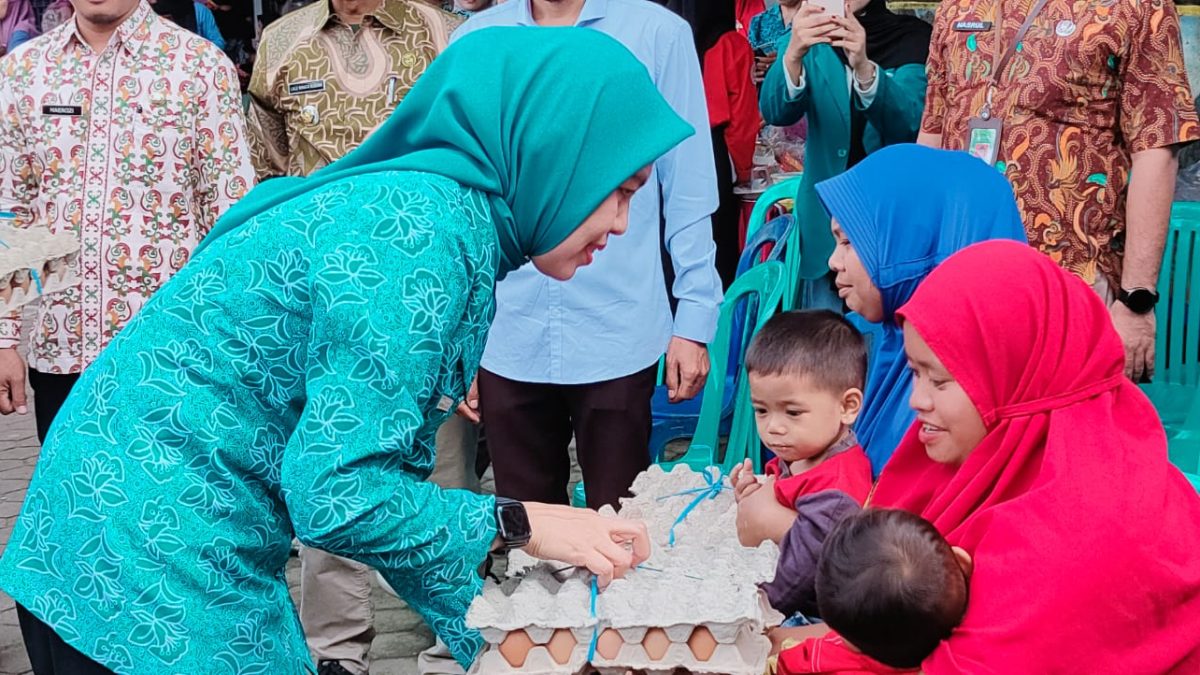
[1056,19,1077,37]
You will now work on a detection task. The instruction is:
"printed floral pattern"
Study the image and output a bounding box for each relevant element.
[0,2,255,373]
[0,171,501,673]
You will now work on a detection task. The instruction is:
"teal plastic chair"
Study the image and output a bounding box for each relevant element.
[1185,471,1200,495]
[658,261,786,475]
[571,262,787,507]
[1141,202,1200,474]
[746,176,803,310]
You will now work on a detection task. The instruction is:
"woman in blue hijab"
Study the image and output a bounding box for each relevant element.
[816,144,1028,475]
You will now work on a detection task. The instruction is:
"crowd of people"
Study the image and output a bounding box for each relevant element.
[0,0,1197,674]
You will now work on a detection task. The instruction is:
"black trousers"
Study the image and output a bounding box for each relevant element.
[711,124,742,290]
[27,369,80,444]
[17,605,115,675]
[477,365,657,510]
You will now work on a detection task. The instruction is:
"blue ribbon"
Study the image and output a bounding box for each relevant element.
[586,575,600,662]
[659,466,727,547]
[29,268,43,295]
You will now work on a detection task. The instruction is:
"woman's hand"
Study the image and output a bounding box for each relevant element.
[754,52,778,85]
[784,6,838,73]
[830,13,874,83]
[520,502,651,588]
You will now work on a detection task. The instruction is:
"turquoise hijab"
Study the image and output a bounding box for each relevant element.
[815,145,1028,476]
[197,27,694,276]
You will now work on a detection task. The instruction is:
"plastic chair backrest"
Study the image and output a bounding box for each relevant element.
[655,215,796,389]
[727,215,795,374]
[1156,202,1200,387]
[737,214,794,277]
[746,176,804,311]
[659,261,786,475]
[746,177,803,240]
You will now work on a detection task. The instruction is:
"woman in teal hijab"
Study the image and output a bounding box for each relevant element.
[0,27,691,674]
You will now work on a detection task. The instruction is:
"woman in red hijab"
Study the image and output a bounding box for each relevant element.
[774,241,1200,674]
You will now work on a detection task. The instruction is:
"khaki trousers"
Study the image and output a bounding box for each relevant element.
[299,416,479,673]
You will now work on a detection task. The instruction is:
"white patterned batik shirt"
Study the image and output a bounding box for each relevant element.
[0,1,255,373]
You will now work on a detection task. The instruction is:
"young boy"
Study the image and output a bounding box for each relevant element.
[769,508,973,674]
[731,310,874,616]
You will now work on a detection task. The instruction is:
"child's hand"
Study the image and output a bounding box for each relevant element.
[737,477,795,547]
[731,459,761,503]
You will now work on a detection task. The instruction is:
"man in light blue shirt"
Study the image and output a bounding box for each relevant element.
[453,0,721,506]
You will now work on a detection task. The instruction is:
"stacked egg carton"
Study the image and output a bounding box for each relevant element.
[0,223,79,313]
[468,464,782,675]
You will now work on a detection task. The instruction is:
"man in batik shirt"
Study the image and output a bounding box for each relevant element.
[248,2,466,674]
[0,0,253,438]
[918,0,1199,382]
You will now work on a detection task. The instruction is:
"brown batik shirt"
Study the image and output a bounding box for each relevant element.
[248,0,462,180]
[922,0,1199,287]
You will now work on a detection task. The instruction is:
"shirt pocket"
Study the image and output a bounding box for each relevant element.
[1018,13,1120,126]
[939,21,996,109]
[131,101,195,180]
[34,110,86,194]
[118,103,197,261]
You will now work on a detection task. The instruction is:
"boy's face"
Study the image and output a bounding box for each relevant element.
[749,372,862,465]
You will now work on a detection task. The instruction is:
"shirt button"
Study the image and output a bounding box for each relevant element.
[837,149,848,158]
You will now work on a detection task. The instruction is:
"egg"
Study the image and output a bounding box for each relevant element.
[594,628,624,660]
[641,627,671,661]
[687,626,718,661]
[498,629,536,668]
[546,629,577,664]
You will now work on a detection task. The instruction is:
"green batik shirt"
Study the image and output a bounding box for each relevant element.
[0,171,500,674]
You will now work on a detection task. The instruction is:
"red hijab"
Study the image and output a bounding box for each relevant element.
[863,241,1200,673]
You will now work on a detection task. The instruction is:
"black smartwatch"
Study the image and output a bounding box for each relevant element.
[1117,287,1158,315]
[494,497,532,551]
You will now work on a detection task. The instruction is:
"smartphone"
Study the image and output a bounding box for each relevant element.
[754,44,777,58]
[809,0,846,17]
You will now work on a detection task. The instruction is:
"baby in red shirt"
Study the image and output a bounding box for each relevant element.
[730,310,874,617]
[770,508,973,674]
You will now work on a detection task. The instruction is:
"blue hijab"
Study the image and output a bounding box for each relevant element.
[815,145,1028,475]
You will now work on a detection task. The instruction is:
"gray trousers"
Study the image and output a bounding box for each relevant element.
[299,416,479,674]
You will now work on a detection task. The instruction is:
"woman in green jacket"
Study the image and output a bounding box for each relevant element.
[0,28,681,675]
[759,0,929,309]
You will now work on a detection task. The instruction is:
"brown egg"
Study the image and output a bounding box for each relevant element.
[498,629,536,668]
[546,628,577,665]
[687,626,718,661]
[642,627,671,661]
[596,628,624,660]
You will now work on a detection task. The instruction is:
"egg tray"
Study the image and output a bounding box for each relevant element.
[0,225,80,313]
[470,622,770,675]
[468,465,783,674]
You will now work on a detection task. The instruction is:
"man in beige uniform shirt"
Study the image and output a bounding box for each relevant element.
[247,2,470,674]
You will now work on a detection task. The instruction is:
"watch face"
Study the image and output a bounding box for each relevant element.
[1125,290,1157,314]
[497,501,531,542]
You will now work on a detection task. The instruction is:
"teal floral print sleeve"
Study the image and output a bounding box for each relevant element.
[0,170,500,674]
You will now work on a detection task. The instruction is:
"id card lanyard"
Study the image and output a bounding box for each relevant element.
[966,0,1051,165]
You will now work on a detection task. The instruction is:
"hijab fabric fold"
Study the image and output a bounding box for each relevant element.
[868,241,1200,673]
[1,0,38,51]
[814,145,1027,474]
[196,27,694,278]
[840,0,930,70]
